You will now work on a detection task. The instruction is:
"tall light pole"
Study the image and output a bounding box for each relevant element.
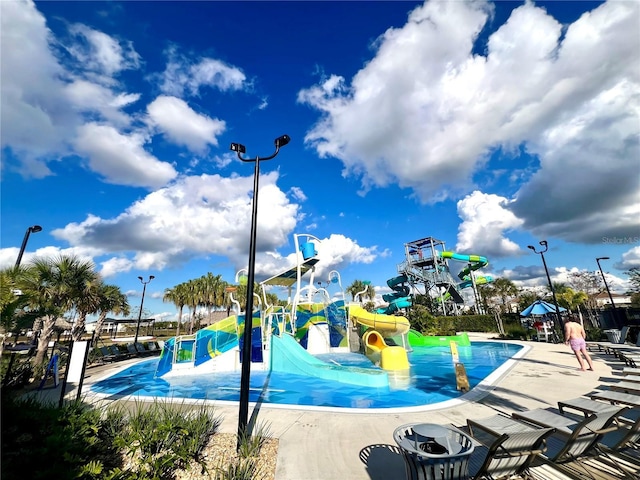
[134,275,154,350]
[230,134,290,449]
[528,240,564,338]
[15,225,42,267]
[596,256,618,326]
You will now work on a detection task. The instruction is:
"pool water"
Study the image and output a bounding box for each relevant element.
[91,341,523,409]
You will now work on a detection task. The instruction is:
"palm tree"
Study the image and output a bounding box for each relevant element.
[70,276,104,341]
[0,266,35,356]
[480,278,519,313]
[23,255,99,371]
[163,284,187,336]
[92,284,130,346]
[346,280,375,303]
[184,279,201,334]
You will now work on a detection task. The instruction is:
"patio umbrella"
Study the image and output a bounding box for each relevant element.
[520,300,566,317]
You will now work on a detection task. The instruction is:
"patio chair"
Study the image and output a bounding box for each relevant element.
[587,326,630,353]
[557,397,640,460]
[393,423,475,480]
[466,425,555,479]
[512,406,640,479]
[589,390,640,408]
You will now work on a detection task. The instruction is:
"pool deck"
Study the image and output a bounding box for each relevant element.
[28,333,622,480]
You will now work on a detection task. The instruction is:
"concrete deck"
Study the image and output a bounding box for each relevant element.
[26,333,624,480]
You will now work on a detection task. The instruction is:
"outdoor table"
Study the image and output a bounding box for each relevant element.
[393,423,475,480]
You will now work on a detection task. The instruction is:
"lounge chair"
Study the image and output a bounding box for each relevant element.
[469,409,636,479]
[609,381,640,395]
[512,406,640,479]
[589,390,640,408]
[622,367,640,376]
[587,326,631,353]
[464,418,555,480]
[557,397,640,460]
[98,346,120,362]
[393,423,475,480]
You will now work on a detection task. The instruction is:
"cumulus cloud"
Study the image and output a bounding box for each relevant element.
[65,79,140,126]
[299,0,639,242]
[253,233,381,289]
[146,95,226,152]
[0,0,76,175]
[66,23,140,78]
[456,191,523,257]
[159,47,247,97]
[74,123,178,188]
[51,172,301,273]
[617,246,640,270]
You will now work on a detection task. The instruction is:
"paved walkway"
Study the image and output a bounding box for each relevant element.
[27,334,621,480]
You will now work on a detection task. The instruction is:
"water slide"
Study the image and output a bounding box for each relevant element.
[270,334,389,387]
[408,330,471,347]
[439,251,493,290]
[155,315,241,377]
[377,275,412,314]
[349,305,410,337]
[349,305,410,371]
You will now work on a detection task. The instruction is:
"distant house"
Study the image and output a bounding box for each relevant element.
[594,292,632,307]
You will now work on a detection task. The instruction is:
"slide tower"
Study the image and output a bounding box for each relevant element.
[396,237,492,315]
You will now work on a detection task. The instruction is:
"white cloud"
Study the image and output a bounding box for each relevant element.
[289,187,307,202]
[0,0,75,175]
[146,95,226,152]
[100,256,134,277]
[159,47,247,97]
[67,23,140,77]
[299,0,639,242]
[51,172,301,271]
[253,233,380,283]
[456,191,523,257]
[74,123,178,188]
[617,246,640,270]
[65,79,139,126]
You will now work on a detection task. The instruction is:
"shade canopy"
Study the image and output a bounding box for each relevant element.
[520,300,566,317]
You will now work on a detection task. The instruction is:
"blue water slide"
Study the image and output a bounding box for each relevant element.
[376,275,412,314]
[270,334,388,387]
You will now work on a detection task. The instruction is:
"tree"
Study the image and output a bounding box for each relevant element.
[70,276,104,341]
[346,280,375,303]
[163,284,187,336]
[517,290,539,313]
[22,255,99,372]
[92,284,130,345]
[626,268,640,306]
[0,266,37,357]
[478,278,518,313]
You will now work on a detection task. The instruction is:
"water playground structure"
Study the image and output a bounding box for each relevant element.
[394,236,494,316]
[154,234,487,390]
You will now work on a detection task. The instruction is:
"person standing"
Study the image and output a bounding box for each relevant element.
[564,315,595,371]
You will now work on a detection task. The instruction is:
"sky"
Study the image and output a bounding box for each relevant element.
[1,0,639,323]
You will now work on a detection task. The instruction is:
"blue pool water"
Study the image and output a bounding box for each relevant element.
[91,342,523,409]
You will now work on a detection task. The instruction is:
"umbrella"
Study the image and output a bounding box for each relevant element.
[520,300,566,317]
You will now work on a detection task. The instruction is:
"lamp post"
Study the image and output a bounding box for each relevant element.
[134,275,154,350]
[528,240,564,338]
[15,225,42,267]
[230,134,290,448]
[596,257,618,326]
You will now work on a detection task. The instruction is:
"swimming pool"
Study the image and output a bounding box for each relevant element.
[90,341,524,410]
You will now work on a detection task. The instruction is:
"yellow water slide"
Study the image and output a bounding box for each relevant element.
[349,305,410,336]
[349,305,410,371]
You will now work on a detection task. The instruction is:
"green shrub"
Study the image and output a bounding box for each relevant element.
[502,325,529,340]
[1,395,222,480]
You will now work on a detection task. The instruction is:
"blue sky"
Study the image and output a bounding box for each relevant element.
[1,0,638,322]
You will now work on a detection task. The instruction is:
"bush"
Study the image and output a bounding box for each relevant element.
[1,395,222,480]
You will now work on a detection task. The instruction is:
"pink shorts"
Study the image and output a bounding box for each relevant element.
[569,338,586,351]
